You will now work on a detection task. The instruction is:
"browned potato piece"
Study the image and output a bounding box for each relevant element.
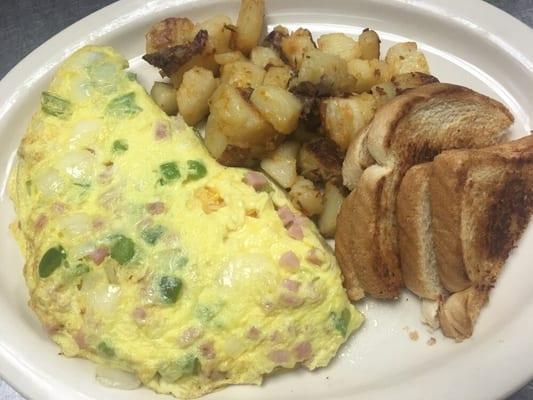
[196,15,232,54]
[358,29,380,60]
[208,84,278,148]
[385,42,430,76]
[320,92,377,150]
[260,141,300,188]
[169,53,218,88]
[250,46,286,69]
[214,51,246,65]
[297,137,343,183]
[291,125,317,143]
[347,58,391,93]
[318,181,345,237]
[262,25,290,54]
[280,28,316,70]
[289,176,324,217]
[317,33,361,62]
[150,82,178,115]
[290,49,357,95]
[263,65,292,89]
[176,67,219,125]
[234,0,265,55]
[392,72,439,94]
[220,61,266,89]
[204,127,256,167]
[370,81,397,107]
[250,85,303,134]
[145,17,195,53]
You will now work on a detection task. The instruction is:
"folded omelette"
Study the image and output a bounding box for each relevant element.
[8,46,363,398]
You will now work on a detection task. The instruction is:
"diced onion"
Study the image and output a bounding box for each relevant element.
[57,150,95,182]
[35,168,65,198]
[58,213,91,235]
[95,366,141,390]
[70,120,102,145]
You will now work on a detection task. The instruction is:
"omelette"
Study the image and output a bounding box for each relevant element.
[8,46,363,398]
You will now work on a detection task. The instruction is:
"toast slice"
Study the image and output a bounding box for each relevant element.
[342,125,374,191]
[397,163,445,300]
[439,286,489,341]
[432,135,533,292]
[336,83,513,299]
[336,165,399,299]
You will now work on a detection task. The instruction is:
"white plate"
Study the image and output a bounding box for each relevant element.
[1,1,532,399]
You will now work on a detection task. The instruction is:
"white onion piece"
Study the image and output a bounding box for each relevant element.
[219,254,274,289]
[95,366,141,390]
[70,120,102,145]
[35,168,65,198]
[70,76,92,102]
[83,276,121,315]
[57,150,95,182]
[71,241,96,260]
[58,213,91,235]
[224,336,245,357]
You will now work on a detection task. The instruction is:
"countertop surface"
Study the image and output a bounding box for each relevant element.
[1,0,533,399]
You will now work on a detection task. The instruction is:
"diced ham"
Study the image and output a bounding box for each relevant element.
[282,279,301,292]
[74,330,87,349]
[97,164,115,185]
[179,327,203,348]
[89,247,109,265]
[268,349,291,365]
[293,341,312,361]
[243,171,268,191]
[199,341,216,359]
[279,251,300,272]
[155,121,169,140]
[146,201,166,215]
[35,214,48,232]
[92,217,105,230]
[287,223,304,240]
[279,293,304,308]
[52,202,68,213]
[44,323,61,335]
[277,206,295,227]
[132,307,147,324]
[306,247,324,266]
[247,326,261,340]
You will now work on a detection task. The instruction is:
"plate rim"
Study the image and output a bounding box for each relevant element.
[0,1,532,399]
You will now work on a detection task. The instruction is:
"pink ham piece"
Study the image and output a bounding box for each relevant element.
[74,330,88,349]
[279,293,304,308]
[89,247,109,265]
[132,307,147,324]
[279,251,300,272]
[35,214,48,232]
[155,121,170,140]
[243,171,269,191]
[287,223,303,240]
[282,279,301,292]
[268,349,291,365]
[146,201,166,215]
[199,341,216,359]
[277,206,295,227]
[293,341,312,361]
[306,247,324,266]
[247,326,261,340]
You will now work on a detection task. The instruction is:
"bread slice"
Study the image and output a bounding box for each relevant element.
[342,125,375,191]
[397,163,445,300]
[336,83,513,299]
[439,286,488,341]
[432,135,533,292]
[336,165,400,299]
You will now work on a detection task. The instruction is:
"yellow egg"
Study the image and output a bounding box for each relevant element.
[8,46,363,398]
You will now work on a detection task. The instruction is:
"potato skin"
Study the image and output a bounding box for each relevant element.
[297,137,343,183]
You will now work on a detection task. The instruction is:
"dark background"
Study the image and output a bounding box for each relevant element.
[1,0,532,399]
